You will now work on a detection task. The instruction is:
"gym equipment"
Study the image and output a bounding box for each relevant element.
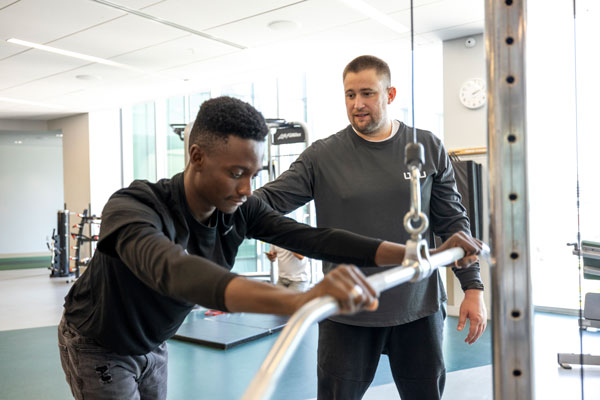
[48,207,100,280]
[485,1,535,399]
[170,122,194,166]
[557,240,600,369]
[262,119,312,284]
[49,209,70,278]
[70,209,101,279]
[449,155,484,240]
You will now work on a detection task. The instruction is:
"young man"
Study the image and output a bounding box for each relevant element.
[254,56,487,399]
[58,96,482,400]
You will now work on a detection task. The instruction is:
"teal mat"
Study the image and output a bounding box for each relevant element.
[0,326,72,400]
[0,316,491,400]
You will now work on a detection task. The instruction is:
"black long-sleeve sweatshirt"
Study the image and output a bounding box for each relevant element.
[63,172,381,355]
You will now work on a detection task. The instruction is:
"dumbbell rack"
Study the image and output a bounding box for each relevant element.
[70,209,101,279]
[49,208,100,281]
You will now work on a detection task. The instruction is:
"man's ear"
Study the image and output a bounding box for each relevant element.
[387,86,397,104]
[188,144,206,169]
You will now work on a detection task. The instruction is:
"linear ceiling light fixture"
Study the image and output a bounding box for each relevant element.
[89,0,247,50]
[7,38,184,81]
[337,0,408,34]
[0,96,67,109]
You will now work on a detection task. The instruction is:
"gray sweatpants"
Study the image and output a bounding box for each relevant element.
[58,315,168,400]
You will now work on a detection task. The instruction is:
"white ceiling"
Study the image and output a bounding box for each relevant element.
[0,0,483,121]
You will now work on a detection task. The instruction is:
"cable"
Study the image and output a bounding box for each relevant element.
[571,0,585,398]
[410,0,417,143]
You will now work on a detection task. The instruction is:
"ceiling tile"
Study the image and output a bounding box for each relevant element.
[143,0,302,31]
[204,0,373,48]
[0,63,143,102]
[111,34,237,74]
[101,0,166,9]
[389,0,484,36]
[0,0,19,8]
[366,0,445,14]
[50,14,190,59]
[0,50,88,90]
[0,100,72,120]
[432,21,484,41]
[0,0,124,59]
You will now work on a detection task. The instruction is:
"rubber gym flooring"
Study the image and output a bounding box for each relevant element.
[0,317,492,399]
[1,268,598,399]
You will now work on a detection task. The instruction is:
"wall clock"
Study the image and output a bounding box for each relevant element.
[459,78,486,109]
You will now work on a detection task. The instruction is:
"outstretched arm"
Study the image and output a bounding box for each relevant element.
[226,231,485,317]
[225,264,378,315]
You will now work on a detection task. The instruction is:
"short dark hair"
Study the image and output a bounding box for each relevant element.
[189,96,268,152]
[343,55,391,87]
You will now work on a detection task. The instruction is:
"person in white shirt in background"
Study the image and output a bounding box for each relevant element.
[266,244,311,291]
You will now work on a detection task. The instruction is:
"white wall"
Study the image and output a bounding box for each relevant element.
[0,131,63,256]
[442,34,491,316]
[443,34,486,149]
[89,108,123,216]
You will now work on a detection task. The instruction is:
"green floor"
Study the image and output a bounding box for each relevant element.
[0,316,491,400]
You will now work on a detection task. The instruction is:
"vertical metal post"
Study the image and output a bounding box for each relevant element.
[266,128,276,284]
[485,1,534,399]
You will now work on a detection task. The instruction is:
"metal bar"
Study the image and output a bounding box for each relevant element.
[485,1,534,399]
[558,353,600,368]
[242,246,469,400]
[242,296,338,400]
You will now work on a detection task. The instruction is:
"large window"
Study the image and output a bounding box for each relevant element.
[221,82,254,104]
[166,96,186,177]
[132,102,156,182]
[527,0,600,310]
[189,92,211,122]
[122,77,309,276]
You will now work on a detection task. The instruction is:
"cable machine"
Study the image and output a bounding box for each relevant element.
[264,119,313,284]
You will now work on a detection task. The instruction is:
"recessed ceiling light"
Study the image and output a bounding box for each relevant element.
[14,140,23,144]
[267,20,300,32]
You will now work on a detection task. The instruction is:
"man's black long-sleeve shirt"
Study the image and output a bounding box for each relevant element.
[254,122,483,326]
[63,173,381,355]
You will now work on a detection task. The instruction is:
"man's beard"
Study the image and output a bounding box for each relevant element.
[353,116,383,136]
